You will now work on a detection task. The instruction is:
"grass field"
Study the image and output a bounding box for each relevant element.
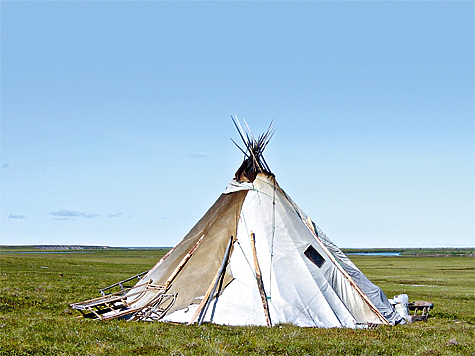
[0,247,473,355]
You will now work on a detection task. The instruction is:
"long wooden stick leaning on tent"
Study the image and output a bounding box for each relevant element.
[250,231,272,327]
[162,235,205,291]
[188,235,235,325]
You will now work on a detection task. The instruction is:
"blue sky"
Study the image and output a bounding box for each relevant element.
[1,1,473,248]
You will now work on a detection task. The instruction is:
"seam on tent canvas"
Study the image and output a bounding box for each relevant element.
[273,249,301,282]
[305,307,319,327]
[296,280,346,327]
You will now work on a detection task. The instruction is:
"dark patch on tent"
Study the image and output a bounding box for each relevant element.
[304,245,326,268]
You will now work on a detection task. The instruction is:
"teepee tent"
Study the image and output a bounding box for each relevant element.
[71,120,403,328]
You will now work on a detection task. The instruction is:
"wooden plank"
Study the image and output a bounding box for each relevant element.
[100,270,148,296]
[163,234,205,290]
[71,280,154,310]
[250,231,272,327]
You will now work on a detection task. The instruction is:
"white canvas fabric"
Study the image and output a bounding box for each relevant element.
[72,124,403,327]
[155,174,401,327]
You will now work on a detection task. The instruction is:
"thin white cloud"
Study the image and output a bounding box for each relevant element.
[188,153,209,159]
[83,213,99,219]
[49,209,99,219]
[7,214,25,220]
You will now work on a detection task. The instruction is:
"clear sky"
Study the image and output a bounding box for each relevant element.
[1,1,473,248]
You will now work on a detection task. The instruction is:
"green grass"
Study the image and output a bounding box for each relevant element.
[0,249,473,355]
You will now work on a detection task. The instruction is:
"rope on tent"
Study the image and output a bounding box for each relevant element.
[236,240,254,278]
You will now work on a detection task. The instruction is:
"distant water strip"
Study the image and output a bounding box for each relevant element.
[347,252,401,256]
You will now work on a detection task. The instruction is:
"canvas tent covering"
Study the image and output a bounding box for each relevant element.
[71,121,404,328]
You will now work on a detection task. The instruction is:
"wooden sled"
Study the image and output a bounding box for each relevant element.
[407,301,434,322]
[70,280,176,320]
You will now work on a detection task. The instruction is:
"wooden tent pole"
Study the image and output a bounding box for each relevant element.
[163,234,205,290]
[141,243,179,280]
[188,236,235,325]
[250,231,272,327]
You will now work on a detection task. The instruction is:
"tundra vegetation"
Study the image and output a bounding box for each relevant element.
[0,246,473,355]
